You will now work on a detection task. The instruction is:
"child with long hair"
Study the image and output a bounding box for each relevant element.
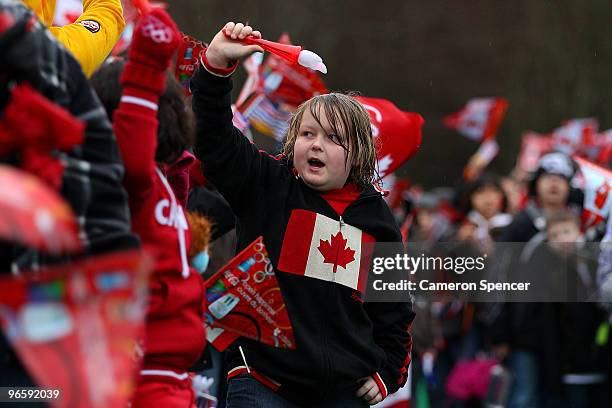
[191,22,415,407]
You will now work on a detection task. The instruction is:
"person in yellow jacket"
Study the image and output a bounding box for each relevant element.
[22,0,125,76]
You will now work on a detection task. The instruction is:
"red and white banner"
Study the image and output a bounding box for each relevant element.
[552,118,598,155]
[278,209,375,292]
[355,96,424,179]
[574,156,612,230]
[0,251,152,408]
[516,131,554,174]
[443,97,508,142]
[203,237,295,350]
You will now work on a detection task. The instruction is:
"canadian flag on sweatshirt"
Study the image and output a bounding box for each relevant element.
[278,209,375,292]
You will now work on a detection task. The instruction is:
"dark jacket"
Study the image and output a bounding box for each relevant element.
[527,243,610,390]
[191,66,414,405]
[0,0,139,272]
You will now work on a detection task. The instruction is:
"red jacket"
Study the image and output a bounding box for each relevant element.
[113,75,205,372]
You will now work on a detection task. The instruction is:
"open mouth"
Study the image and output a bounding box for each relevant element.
[308,158,325,168]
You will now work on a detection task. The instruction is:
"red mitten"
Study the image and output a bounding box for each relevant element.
[122,8,180,94]
[129,8,180,70]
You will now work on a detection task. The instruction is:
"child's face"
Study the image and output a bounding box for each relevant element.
[471,185,504,219]
[547,220,582,256]
[293,108,352,191]
[536,174,569,207]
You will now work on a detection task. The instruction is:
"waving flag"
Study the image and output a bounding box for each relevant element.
[463,139,500,181]
[355,96,423,179]
[257,33,328,108]
[236,52,264,108]
[552,118,598,155]
[239,93,292,142]
[574,156,612,230]
[516,131,554,174]
[443,98,508,141]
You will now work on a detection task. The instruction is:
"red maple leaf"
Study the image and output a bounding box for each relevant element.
[318,232,355,273]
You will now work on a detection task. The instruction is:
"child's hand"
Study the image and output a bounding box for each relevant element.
[356,376,383,405]
[205,22,264,69]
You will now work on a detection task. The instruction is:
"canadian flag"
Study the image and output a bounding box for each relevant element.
[574,156,612,230]
[516,131,554,174]
[354,96,424,179]
[463,139,500,181]
[278,209,375,292]
[552,118,599,155]
[443,97,508,142]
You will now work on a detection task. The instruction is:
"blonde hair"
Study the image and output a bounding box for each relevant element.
[282,93,379,189]
[186,212,212,258]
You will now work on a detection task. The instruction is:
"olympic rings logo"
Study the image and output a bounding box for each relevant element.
[140,16,173,44]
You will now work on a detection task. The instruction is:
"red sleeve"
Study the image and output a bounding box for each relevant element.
[112,64,164,199]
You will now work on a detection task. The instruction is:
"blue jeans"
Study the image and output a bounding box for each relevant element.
[226,375,369,408]
[507,350,539,408]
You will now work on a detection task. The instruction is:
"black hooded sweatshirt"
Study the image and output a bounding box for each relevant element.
[191,65,414,405]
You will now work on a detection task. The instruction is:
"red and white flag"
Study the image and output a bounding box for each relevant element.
[574,156,612,230]
[516,131,554,174]
[355,96,424,179]
[443,97,508,142]
[592,129,612,166]
[236,52,264,108]
[552,118,599,155]
[278,209,375,293]
[463,138,500,181]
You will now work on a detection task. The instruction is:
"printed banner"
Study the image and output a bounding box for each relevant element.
[203,237,295,349]
[0,251,152,408]
[175,33,207,95]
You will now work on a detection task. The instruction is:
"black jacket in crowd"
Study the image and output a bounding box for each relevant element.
[191,66,414,405]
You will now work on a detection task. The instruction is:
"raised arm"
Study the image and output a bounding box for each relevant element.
[48,0,125,76]
[191,22,288,217]
[112,8,180,199]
